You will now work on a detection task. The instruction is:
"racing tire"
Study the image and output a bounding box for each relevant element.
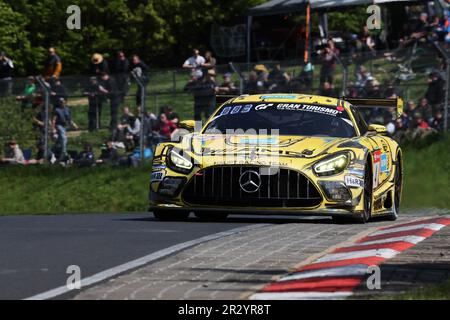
[153,209,190,221]
[386,153,402,221]
[194,212,229,221]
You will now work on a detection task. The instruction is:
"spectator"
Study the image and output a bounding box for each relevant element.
[113,106,141,151]
[0,140,25,165]
[430,110,444,131]
[43,47,62,79]
[417,98,433,122]
[184,70,218,121]
[410,13,429,41]
[254,64,269,88]
[139,107,158,147]
[84,76,103,131]
[268,63,290,92]
[96,140,119,165]
[203,51,217,70]
[183,49,205,78]
[130,54,149,107]
[425,71,445,107]
[90,53,109,76]
[50,78,68,108]
[319,81,337,97]
[0,51,14,97]
[244,71,264,94]
[73,143,95,167]
[16,76,37,110]
[319,39,339,86]
[360,26,377,55]
[366,79,382,98]
[217,73,238,95]
[99,72,120,130]
[155,112,177,142]
[113,51,130,103]
[162,105,180,124]
[292,62,314,92]
[51,98,78,161]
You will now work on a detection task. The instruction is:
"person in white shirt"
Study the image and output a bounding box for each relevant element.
[182,49,205,78]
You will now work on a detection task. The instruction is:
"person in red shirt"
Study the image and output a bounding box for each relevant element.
[156,113,177,142]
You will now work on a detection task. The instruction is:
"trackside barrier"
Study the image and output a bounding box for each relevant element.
[434,42,449,131]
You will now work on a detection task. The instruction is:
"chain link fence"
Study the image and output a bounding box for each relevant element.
[0,41,448,166]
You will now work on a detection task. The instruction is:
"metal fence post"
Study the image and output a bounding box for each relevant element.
[434,42,449,131]
[35,76,51,163]
[131,70,146,162]
[229,62,244,94]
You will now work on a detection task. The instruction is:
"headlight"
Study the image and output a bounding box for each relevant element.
[313,153,349,176]
[167,148,193,173]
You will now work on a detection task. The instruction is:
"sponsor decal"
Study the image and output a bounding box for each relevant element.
[231,105,242,114]
[345,175,364,188]
[151,171,165,182]
[239,137,278,145]
[373,150,381,188]
[241,104,253,113]
[255,103,273,110]
[261,94,297,99]
[276,103,342,116]
[380,153,389,173]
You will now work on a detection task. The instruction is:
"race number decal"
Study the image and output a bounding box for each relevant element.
[151,171,165,182]
[372,150,381,188]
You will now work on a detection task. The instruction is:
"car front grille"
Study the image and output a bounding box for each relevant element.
[182,166,322,207]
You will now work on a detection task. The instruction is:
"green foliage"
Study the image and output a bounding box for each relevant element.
[1,0,265,75]
[0,98,36,151]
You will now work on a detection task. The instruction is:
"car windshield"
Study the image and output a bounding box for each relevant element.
[203,102,356,138]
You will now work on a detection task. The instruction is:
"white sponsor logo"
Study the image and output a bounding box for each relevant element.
[255,103,273,110]
[345,175,364,188]
[66,265,81,290]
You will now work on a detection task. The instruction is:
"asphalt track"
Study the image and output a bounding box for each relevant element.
[0,212,444,300]
[0,213,260,300]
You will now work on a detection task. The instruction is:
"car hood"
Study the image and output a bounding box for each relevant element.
[188,134,348,160]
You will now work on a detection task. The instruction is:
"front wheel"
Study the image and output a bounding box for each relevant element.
[386,153,402,221]
[153,209,190,221]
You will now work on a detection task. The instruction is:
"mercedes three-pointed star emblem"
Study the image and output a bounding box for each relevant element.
[239,170,261,193]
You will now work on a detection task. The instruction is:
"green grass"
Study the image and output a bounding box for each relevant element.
[0,136,448,215]
[0,165,151,214]
[376,279,450,300]
[401,135,450,209]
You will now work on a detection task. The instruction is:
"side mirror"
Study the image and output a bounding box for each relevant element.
[368,124,388,135]
[178,120,196,132]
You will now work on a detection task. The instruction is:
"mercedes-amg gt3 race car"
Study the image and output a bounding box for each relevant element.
[149,94,403,223]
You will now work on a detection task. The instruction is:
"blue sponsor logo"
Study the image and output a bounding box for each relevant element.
[261,95,297,100]
[239,137,277,144]
[380,153,389,172]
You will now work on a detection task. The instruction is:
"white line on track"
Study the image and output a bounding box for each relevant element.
[25,224,266,300]
[315,248,399,263]
[250,291,353,300]
[356,235,426,246]
[370,223,445,236]
[278,265,369,282]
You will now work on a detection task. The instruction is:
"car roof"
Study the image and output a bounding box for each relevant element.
[227,94,345,108]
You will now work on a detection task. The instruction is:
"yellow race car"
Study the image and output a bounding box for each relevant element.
[149,94,403,223]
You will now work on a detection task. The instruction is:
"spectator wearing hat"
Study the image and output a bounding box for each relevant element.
[112,51,130,103]
[183,49,205,79]
[99,72,121,130]
[43,47,62,80]
[0,140,25,165]
[130,54,149,107]
[90,53,109,76]
[0,51,14,97]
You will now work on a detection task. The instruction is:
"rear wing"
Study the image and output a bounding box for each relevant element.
[342,97,404,118]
